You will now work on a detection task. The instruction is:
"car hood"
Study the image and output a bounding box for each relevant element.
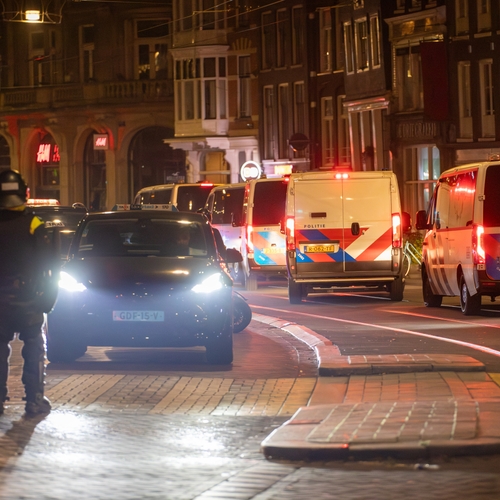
[62,256,228,291]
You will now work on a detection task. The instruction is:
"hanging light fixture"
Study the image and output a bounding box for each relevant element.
[1,0,66,24]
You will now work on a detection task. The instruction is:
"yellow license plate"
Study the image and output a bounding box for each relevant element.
[304,244,338,253]
[262,247,285,254]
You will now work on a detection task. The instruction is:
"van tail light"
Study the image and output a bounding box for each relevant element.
[472,224,485,265]
[246,224,254,252]
[286,216,295,251]
[392,213,402,248]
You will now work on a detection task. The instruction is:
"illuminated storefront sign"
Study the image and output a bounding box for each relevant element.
[240,161,262,181]
[36,144,60,163]
[93,134,109,150]
[274,164,293,176]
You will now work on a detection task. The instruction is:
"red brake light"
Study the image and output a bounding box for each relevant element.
[200,182,214,187]
[392,213,402,248]
[286,217,295,251]
[247,224,254,251]
[472,224,485,264]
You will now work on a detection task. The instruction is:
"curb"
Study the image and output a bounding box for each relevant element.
[251,313,485,375]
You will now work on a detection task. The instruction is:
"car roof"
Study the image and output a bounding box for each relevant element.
[83,210,208,223]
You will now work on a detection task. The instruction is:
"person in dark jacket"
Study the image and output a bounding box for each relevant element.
[0,170,59,416]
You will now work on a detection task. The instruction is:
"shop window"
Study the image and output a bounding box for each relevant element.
[35,134,60,199]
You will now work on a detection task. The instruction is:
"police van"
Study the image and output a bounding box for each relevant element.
[238,177,288,290]
[284,170,409,303]
[204,183,245,251]
[415,160,500,315]
[133,182,218,213]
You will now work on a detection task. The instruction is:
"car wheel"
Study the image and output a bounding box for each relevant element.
[245,273,258,291]
[288,280,303,304]
[205,333,233,365]
[233,295,252,333]
[388,276,404,301]
[230,262,244,285]
[422,269,442,307]
[460,275,481,315]
[46,339,87,363]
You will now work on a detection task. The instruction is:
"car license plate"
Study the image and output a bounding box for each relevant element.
[112,311,164,322]
[303,243,339,253]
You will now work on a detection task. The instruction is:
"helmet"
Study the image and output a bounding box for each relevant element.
[0,169,29,209]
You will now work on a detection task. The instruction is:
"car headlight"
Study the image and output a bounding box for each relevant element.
[59,271,87,292]
[191,273,224,294]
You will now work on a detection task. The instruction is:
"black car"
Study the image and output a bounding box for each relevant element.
[46,206,238,364]
[29,203,88,258]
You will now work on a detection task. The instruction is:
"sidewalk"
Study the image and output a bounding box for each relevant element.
[254,312,500,461]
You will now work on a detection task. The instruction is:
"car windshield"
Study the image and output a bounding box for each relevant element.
[77,218,208,257]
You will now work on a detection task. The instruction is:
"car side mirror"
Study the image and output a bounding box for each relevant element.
[402,211,412,233]
[225,248,243,264]
[415,210,430,230]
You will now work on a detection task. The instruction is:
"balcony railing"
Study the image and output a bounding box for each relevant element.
[0,80,174,110]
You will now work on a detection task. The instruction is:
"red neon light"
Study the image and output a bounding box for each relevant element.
[37,144,51,163]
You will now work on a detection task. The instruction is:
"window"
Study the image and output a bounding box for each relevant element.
[293,82,305,134]
[479,59,494,137]
[355,19,369,71]
[338,95,351,166]
[238,56,251,118]
[395,45,423,111]
[334,10,344,71]
[411,0,422,8]
[80,25,94,83]
[278,84,289,159]
[30,32,47,86]
[396,0,405,10]
[291,6,304,66]
[455,0,469,34]
[319,9,332,73]
[477,0,491,32]
[458,61,472,139]
[261,12,275,69]
[135,20,169,80]
[276,10,287,68]
[321,97,335,167]
[370,15,381,68]
[204,58,217,119]
[176,58,200,121]
[344,22,355,74]
[263,86,275,159]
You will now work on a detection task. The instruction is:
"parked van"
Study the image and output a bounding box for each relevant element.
[238,177,289,290]
[205,183,246,250]
[133,182,218,213]
[415,160,500,315]
[284,170,409,303]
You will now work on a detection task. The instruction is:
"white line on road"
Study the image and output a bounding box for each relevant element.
[251,304,500,359]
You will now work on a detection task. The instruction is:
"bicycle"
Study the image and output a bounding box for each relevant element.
[402,240,422,277]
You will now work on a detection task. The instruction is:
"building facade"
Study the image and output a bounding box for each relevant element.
[0,0,181,210]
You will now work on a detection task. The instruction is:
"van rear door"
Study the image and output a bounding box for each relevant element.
[294,174,393,275]
[484,164,500,281]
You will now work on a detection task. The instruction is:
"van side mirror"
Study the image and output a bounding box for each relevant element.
[415,210,430,230]
[402,211,411,233]
[225,248,243,263]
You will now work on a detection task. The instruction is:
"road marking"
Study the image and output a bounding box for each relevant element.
[251,304,500,358]
[382,309,500,329]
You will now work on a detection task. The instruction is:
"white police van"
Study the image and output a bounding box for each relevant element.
[416,160,500,315]
[284,170,409,303]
